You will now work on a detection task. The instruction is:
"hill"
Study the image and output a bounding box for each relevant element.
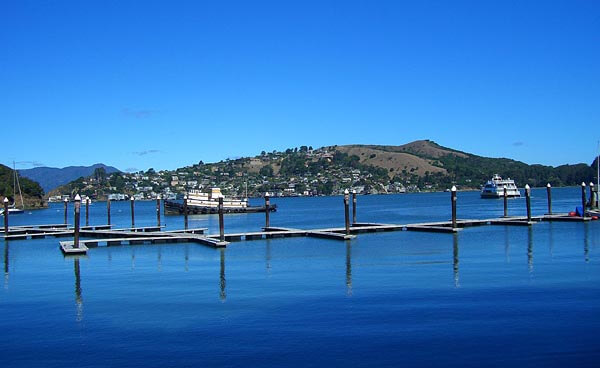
[0,164,46,208]
[19,163,121,192]
[51,140,596,199]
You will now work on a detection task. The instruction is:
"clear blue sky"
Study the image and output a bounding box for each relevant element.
[1,0,599,172]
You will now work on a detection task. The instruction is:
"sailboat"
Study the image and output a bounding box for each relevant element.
[1,162,25,215]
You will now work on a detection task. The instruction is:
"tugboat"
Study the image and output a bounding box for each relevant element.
[164,188,276,215]
[480,174,521,198]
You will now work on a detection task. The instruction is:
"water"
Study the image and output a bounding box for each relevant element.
[1,187,599,367]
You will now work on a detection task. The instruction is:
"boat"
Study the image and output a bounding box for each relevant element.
[1,162,25,215]
[164,188,277,215]
[480,174,521,198]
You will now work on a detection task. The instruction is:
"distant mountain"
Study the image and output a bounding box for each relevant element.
[0,164,46,208]
[19,163,121,192]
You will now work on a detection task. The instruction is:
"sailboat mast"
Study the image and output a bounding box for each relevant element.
[13,161,24,209]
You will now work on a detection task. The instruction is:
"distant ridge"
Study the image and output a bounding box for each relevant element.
[19,163,121,192]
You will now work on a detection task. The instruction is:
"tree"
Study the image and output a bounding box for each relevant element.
[260,165,274,177]
[94,167,107,183]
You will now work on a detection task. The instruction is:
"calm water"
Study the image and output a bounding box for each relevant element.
[1,187,599,367]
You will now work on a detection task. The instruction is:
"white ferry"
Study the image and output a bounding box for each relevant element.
[480,174,521,198]
[164,188,276,215]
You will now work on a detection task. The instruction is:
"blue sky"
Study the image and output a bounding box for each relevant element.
[1,0,599,172]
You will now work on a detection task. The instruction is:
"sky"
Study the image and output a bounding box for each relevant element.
[1,0,599,172]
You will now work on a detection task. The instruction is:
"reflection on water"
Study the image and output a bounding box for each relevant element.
[549,222,554,258]
[184,244,189,272]
[453,234,459,288]
[346,241,352,296]
[504,226,510,263]
[265,239,272,275]
[131,248,136,270]
[3,243,8,289]
[527,227,534,275]
[74,258,83,322]
[584,223,589,263]
[157,246,162,272]
[219,249,226,301]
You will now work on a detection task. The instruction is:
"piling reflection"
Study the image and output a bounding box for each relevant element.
[184,244,189,272]
[3,243,8,289]
[219,249,226,301]
[74,258,83,322]
[453,234,460,288]
[131,248,136,270]
[346,241,352,296]
[548,222,554,258]
[504,226,510,263]
[584,223,589,263]
[527,227,534,274]
[265,239,272,275]
[157,246,162,272]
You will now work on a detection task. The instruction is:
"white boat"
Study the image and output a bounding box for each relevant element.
[480,174,521,198]
[164,188,276,215]
[1,162,25,215]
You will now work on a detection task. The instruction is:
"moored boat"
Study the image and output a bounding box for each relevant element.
[480,174,521,198]
[164,188,276,215]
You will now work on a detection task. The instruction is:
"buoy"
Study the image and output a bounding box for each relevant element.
[593,216,598,221]
[569,211,576,216]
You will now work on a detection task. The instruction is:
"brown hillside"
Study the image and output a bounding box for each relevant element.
[335,143,448,178]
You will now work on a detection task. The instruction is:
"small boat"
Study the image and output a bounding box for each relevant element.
[480,174,521,198]
[1,162,25,216]
[164,188,277,215]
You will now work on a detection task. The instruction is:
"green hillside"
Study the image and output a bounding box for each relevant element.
[0,164,46,208]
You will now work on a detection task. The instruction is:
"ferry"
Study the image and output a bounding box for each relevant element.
[164,188,276,215]
[480,174,521,198]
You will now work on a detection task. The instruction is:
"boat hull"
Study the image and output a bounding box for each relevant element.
[164,200,277,215]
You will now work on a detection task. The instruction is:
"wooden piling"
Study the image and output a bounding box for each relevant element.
[503,185,508,217]
[3,197,8,236]
[590,182,596,210]
[107,198,111,225]
[546,183,552,215]
[218,197,224,242]
[74,194,81,249]
[183,195,188,230]
[344,189,350,235]
[156,195,161,227]
[264,193,270,228]
[130,197,135,228]
[85,198,90,226]
[525,184,532,222]
[352,190,357,224]
[581,182,586,217]
[63,198,68,225]
[451,186,457,229]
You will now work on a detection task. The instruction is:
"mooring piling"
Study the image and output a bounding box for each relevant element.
[74,194,81,249]
[581,182,587,217]
[525,184,532,222]
[156,195,161,227]
[451,186,457,229]
[264,193,270,228]
[218,197,225,242]
[546,183,552,215]
[503,185,508,217]
[352,190,357,224]
[63,198,68,225]
[344,189,350,235]
[590,183,596,210]
[85,198,90,226]
[3,197,8,236]
[183,195,188,230]
[130,197,135,228]
[107,198,111,225]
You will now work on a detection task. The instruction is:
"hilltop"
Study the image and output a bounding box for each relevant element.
[19,163,121,192]
[51,140,595,199]
[0,164,46,208]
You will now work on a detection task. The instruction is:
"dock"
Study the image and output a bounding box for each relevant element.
[1,183,596,256]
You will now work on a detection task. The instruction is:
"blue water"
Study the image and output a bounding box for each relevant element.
[1,188,599,367]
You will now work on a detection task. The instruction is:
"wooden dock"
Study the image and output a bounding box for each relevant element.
[1,210,594,256]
